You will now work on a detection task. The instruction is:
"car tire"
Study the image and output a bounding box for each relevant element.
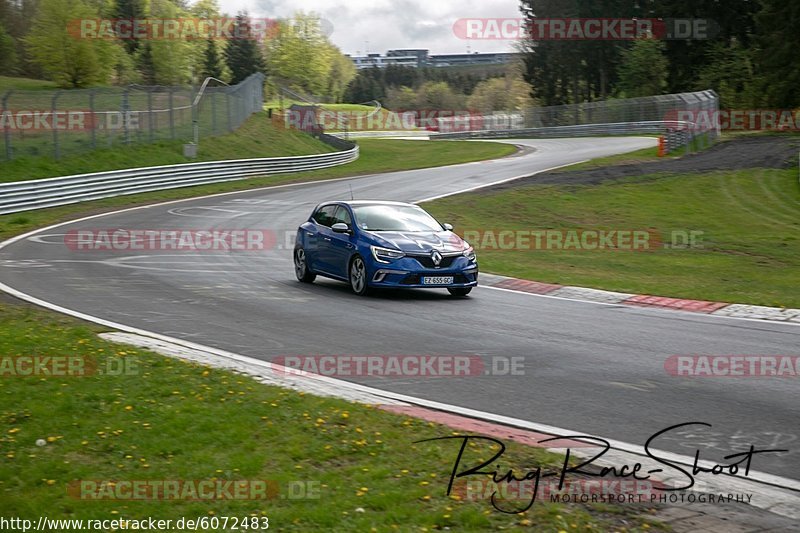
[447,287,472,297]
[294,248,316,283]
[349,255,370,296]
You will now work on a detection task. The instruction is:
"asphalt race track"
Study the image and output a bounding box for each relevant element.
[2,137,799,487]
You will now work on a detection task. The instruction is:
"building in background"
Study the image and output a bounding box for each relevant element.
[346,49,518,69]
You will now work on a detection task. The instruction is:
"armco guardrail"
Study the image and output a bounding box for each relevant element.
[0,141,358,215]
[430,120,716,155]
[330,131,431,140]
[432,121,672,139]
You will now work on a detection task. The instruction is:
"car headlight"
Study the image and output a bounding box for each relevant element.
[463,246,476,262]
[371,245,405,263]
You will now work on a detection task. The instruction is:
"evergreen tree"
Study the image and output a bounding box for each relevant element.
[224,12,265,84]
[136,42,156,84]
[201,38,223,79]
[618,37,668,97]
[113,0,145,55]
[754,0,800,107]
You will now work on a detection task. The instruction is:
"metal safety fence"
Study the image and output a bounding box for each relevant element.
[0,73,265,161]
[434,90,721,153]
[0,136,358,215]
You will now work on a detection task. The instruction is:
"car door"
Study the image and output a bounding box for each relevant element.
[306,204,338,273]
[324,205,356,279]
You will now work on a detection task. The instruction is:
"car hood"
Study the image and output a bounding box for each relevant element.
[366,231,466,253]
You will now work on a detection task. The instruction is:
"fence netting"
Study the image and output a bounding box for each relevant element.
[0,73,264,161]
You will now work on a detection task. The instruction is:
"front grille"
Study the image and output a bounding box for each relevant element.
[409,254,459,269]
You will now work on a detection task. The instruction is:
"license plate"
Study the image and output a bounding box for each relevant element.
[422,276,454,285]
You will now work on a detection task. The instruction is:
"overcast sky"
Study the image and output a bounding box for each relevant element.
[216,0,522,55]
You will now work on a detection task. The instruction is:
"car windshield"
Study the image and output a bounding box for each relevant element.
[352,205,444,232]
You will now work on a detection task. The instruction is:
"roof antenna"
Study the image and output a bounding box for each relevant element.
[349,184,354,201]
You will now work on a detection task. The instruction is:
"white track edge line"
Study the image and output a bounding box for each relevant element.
[0,277,798,498]
[413,160,588,203]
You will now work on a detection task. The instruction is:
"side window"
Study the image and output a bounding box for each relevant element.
[313,205,337,227]
[333,206,353,227]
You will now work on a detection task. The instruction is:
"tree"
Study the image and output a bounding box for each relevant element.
[201,38,223,79]
[343,71,384,102]
[25,0,120,87]
[190,0,230,83]
[385,86,418,110]
[113,0,145,55]
[0,25,16,73]
[145,0,194,85]
[519,0,646,105]
[136,42,156,84]
[324,46,356,102]
[224,12,265,84]
[190,0,220,18]
[754,0,800,107]
[696,40,759,108]
[467,77,531,112]
[415,81,464,110]
[617,37,668,97]
[264,11,357,101]
[653,0,761,93]
[265,12,331,96]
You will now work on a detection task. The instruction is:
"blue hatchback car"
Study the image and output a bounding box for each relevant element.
[293,201,478,296]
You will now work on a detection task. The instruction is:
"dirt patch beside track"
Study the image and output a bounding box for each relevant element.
[493,135,800,189]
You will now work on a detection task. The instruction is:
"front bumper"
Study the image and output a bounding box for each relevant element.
[368,256,479,289]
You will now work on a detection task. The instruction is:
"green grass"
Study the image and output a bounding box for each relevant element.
[0,299,664,531]
[269,102,402,132]
[0,138,516,242]
[322,103,382,112]
[0,113,335,183]
[264,101,380,113]
[425,167,800,308]
[0,76,59,92]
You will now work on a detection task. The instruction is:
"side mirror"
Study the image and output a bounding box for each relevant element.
[331,222,352,234]
[443,223,454,231]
